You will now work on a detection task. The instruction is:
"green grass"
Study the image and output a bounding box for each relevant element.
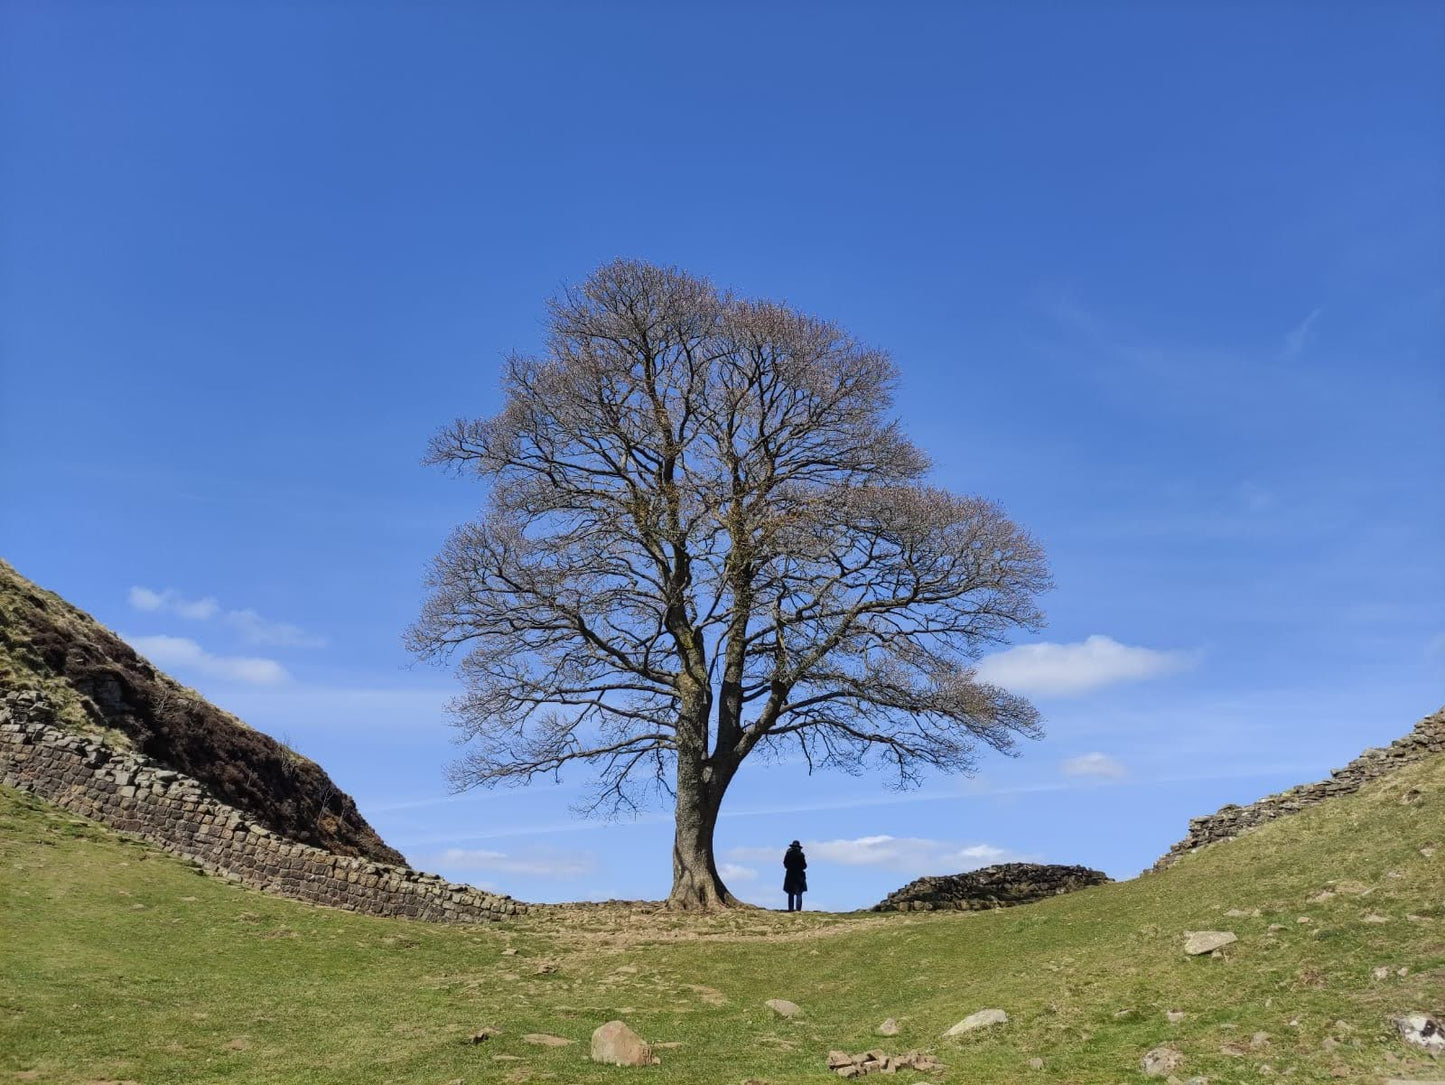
[2,754,1442,1084]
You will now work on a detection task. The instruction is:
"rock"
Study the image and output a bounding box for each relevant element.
[1138,1045,1184,1080]
[501,947,518,955]
[835,1067,860,1079]
[1250,1031,1270,1049]
[1394,1012,1445,1054]
[873,862,1110,912]
[1141,1045,1184,1077]
[1373,965,1392,980]
[1166,1010,1186,1024]
[944,1008,1008,1035]
[1027,1056,1044,1070]
[765,999,802,1018]
[1363,913,1390,924]
[590,1020,655,1067]
[876,1018,900,1036]
[521,1033,574,1047]
[1183,930,1236,955]
[827,1051,855,1069]
[469,1027,499,1043]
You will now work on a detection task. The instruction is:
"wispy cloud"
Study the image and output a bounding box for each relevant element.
[435,846,596,878]
[1061,752,1127,780]
[718,862,758,882]
[124,634,290,685]
[975,635,1199,697]
[128,585,325,647]
[728,835,1016,875]
[129,586,219,620]
[1283,306,1324,360]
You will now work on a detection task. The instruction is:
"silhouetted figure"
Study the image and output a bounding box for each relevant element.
[783,840,808,912]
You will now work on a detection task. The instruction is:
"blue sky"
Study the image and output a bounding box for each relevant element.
[2,2,1441,910]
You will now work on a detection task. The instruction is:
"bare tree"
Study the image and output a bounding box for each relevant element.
[409,260,1051,908]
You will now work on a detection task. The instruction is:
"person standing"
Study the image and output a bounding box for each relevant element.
[783,840,808,912]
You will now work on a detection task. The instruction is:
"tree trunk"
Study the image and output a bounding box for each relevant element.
[666,752,737,909]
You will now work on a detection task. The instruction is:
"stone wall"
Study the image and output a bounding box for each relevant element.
[871,862,1111,912]
[1150,706,1445,872]
[0,690,531,922]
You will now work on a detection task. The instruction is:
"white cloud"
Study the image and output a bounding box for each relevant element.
[728,836,1015,875]
[436,847,596,879]
[974,635,1198,697]
[124,634,290,686]
[128,585,324,647]
[1061,752,1127,780]
[1283,306,1323,360]
[718,862,758,882]
[223,608,326,648]
[128,586,219,620]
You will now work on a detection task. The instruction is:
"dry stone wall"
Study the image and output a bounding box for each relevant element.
[0,690,532,922]
[1151,706,1445,872]
[871,862,1111,912]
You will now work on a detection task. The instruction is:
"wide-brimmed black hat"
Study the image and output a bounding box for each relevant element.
[789,840,801,847]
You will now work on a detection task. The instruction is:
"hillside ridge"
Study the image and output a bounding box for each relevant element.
[0,559,402,864]
[1151,704,1445,871]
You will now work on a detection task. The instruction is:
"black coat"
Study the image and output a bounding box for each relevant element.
[782,845,808,894]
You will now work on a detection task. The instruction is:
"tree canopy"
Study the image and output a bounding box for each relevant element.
[410,259,1051,907]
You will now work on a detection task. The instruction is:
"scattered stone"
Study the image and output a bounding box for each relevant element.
[1394,1013,1445,1054]
[825,1051,943,1078]
[590,1020,656,1067]
[469,1027,499,1044]
[1373,966,1393,981]
[876,1018,900,1036]
[765,999,801,1019]
[534,961,558,975]
[1224,907,1259,917]
[522,1033,574,1047]
[944,1008,1008,1035]
[1113,1008,1135,1019]
[1027,1056,1044,1070]
[224,1038,249,1051]
[1250,1031,1270,1050]
[501,947,518,956]
[1141,1044,1184,1077]
[1183,930,1236,955]
[1363,913,1390,924]
[1166,1010,1186,1024]
[1268,923,1285,931]
[1219,1042,1248,1057]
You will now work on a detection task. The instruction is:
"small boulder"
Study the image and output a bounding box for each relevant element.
[590,1020,655,1066]
[1140,1044,1184,1077]
[1183,930,1236,955]
[944,1008,1008,1035]
[876,1018,901,1036]
[765,998,802,1018]
[1394,1012,1444,1054]
[468,1027,498,1044]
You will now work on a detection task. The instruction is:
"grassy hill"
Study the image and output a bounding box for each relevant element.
[3,747,1441,1083]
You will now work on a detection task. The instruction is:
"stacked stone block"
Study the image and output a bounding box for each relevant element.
[0,689,530,922]
[872,862,1111,912]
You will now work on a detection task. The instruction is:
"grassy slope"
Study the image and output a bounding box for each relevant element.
[2,754,1442,1085]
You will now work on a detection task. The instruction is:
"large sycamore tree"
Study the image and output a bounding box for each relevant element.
[410,260,1051,908]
